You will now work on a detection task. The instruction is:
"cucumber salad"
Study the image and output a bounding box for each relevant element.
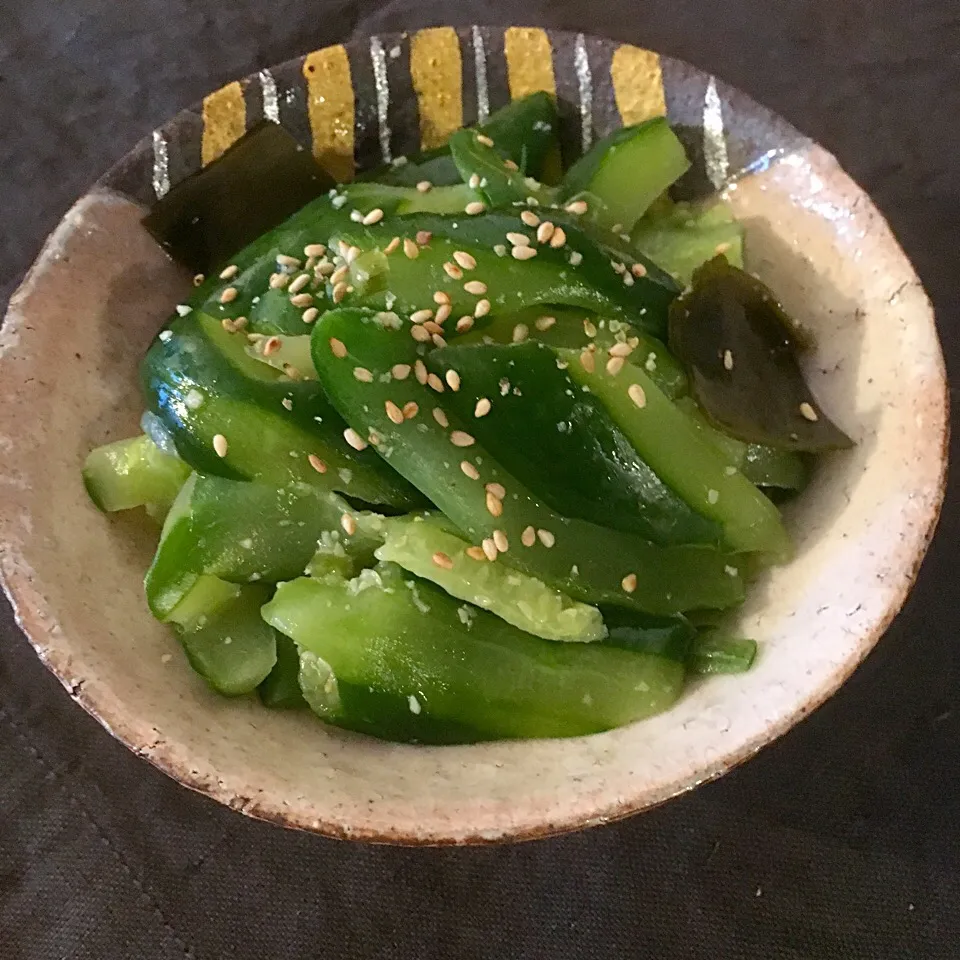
[84,93,851,743]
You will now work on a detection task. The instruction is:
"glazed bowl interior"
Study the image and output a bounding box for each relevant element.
[0,27,947,843]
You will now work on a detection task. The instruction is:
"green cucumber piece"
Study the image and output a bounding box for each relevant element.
[375,515,606,642]
[560,118,691,232]
[263,563,686,742]
[688,631,758,674]
[83,434,190,514]
[258,633,307,708]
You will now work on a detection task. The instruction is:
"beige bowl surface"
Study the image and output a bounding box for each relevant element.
[0,30,948,843]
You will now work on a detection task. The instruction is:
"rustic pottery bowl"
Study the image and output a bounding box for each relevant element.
[0,27,947,843]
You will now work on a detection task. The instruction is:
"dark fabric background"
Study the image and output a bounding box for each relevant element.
[1,2,958,957]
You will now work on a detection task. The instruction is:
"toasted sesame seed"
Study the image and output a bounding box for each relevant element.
[482,537,499,561]
[445,369,461,391]
[315,261,335,277]
[435,303,452,324]
[221,317,237,332]
[308,454,327,474]
[283,363,302,380]
[423,320,443,336]
[512,245,537,261]
[345,245,362,264]
[432,551,454,570]
[474,397,492,417]
[580,350,596,373]
[466,545,488,561]
[583,319,597,338]
[416,230,432,246]
[368,429,381,446]
[465,201,486,215]
[460,460,480,479]
[402,401,419,419]
[233,316,248,330]
[464,280,487,295]
[288,273,310,294]
[337,240,351,257]
[391,363,411,381]
[302,307,319,324]
[611,261,626,274]
[799,402,819,421]
[485,481,505,499]
[341,513,357,535]
[493,529,509,553]
[468,173,481,189]
[512,323,529,343]
[193,273,205,286]
[628,383,647,408]
[385,400,404,424]
[219,264,239,280]
[533,220,554,243]
[548,227,567,248]
[433,290,452,305]
[450,430,475,447]
[330,265,350,286]
[410,324,431,343]
[715,241,732,255]
[415,360,428,385]
[723,349,734,370]
[212,434,228,458]
[432,333,447,348]
[219,287,238,304]
[456,316,475,333]
[290,293,314,307]
[631,262,648,278]
[536,528,556,548]
[353,366,373,383]
[452,250,477,271]
[608,342,634,358]
[304,243,327,258]
[564,200,588,215]
[506,231,530,247]
[263,336,282,356]
[521,525,536,547]
[473,299,491,318]
[621,573,638,593]
[411,308,434,324]
[416,180,433,193]
[343,428,368,451]
[277,254,302,268]
[432,407,448,427]
[381,237,400,256]
[332,282,349,304]
[476,133,494,147]
[535,315,556,331]
[403,238,420,259]
[504,158,519,171]
[329,337,347,358]
[485,492,503,517]
[427,373,445,393]
[606,356,625,376]
[520,210,540,227]
[362,208,384,225]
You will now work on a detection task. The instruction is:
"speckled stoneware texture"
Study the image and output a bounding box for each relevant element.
[0,27,948,844]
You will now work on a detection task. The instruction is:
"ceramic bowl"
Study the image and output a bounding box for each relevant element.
[0,27,947,843]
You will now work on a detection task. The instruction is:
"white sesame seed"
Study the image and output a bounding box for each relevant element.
[219,287,238,304]
[536,221,555,244]
[521,525,536,547]
[606,356,625,376]
[465,201,486,215]
[512,323,529,343]
[415,360,428,385]
[402,401,419,420]
[464,280,488,295]
[474,299,491,318]
[482,537,499,561]
[343,428,368,451]
[308,454,327,474]
[410,308,434,324]
[568,250,583,266]
[485,482,505,499]
[564,200,588,215]
[345,245,362,264]
[385,400,404,424]
[474,397,491,417]
[476,133,494,147]
[456,316,474,333]
[461,460,480,479]
[276,254,302,268]
[485,492,503,517]
[384,236,401,255]
[621,573,638,593]
[337,240,351,257]
[580,350,595,373]
[367,429,381,446]
[212,434,228,458]
[304,243,327,258]
[281,397,293,411]
[493,243,508,257]
[493,529,509,553]
[628,383,647,408]
[450,430,475,447]
[799,402,819,421]
[410,325,431,343]
[193,273,205,286]
[468,173,481,189]
[445,369,461,391]
[453,250,477,270]
[332,282,348,304]
[611,261,626,274]
[512,245,537,261]
[535,315,556,331]
[392,363,411,380]
[506,232,530,247]
[362,208,384,225]
[353,366,373,382]
[350,209,364,222]
[723,349,734,371]
[715,241,732,255]
[707,489,720,505]
[623,273,635,287]
[403,238,420,259]
[290,293,314,307]
[288,273,310,293]
[302,307,319,324]
[583,319,597,338]
[435,303,452,324]
[536,528,555,548]
[341,513,358,535]
[416,180,433,193]
[416,230,432,246]
[432,407,448,427]
[329,337,347,358]
[219,264,239,280]
[432,551,454,570]
[520,210,540,227]
[427,373,445,392]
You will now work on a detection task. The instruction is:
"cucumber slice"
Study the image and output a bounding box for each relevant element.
[258,633,307,708]
[83,434,190,514]
[560,118,691,232]
[375,515,606,642]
